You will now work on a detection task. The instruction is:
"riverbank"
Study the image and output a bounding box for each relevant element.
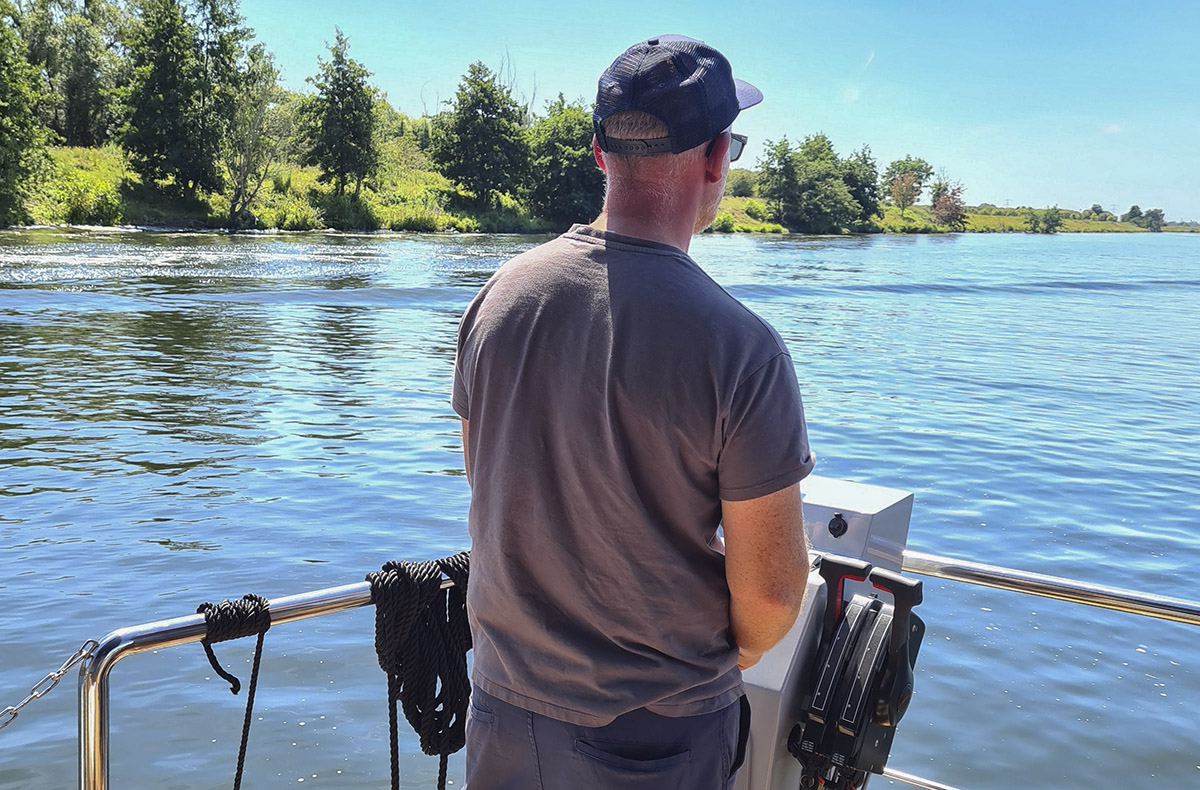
[717,197,1199,235]
[15,146,1198,235]
[22,145,553,234]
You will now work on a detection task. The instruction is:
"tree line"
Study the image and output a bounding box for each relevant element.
[738,139,970,233]
[0,2,1179,233]
[0,0,605,229]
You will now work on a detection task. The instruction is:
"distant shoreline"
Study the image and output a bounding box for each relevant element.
[3,222,1197,237]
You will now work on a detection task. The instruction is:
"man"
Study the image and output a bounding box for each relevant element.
[452,35,814,789]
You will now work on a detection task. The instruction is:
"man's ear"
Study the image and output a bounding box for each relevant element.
[593,136,607,172]
[704,132,730,184]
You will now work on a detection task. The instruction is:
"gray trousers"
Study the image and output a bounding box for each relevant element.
[464,686,745,790]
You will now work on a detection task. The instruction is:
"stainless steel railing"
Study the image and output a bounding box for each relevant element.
[77,554,1200,790]
[901,550,1200,627]
[78,578,452,790]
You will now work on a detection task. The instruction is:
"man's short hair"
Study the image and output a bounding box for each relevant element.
[600,110,706,190]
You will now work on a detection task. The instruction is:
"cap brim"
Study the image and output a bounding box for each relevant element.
[734,78,763,110]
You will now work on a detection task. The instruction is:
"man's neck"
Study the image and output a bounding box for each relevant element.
[591,204,696,254]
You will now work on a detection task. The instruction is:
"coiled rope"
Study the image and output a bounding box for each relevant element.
[368,552,471,790]
[196,593,271,790]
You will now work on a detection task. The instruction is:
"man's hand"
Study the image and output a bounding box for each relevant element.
[722,483,809,667]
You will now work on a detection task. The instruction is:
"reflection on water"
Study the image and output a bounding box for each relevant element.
[1,229,1198,789]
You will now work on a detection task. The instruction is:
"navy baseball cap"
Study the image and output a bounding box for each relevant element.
[594,35,763,156]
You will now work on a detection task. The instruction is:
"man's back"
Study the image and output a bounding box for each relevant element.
[453,224,813,726]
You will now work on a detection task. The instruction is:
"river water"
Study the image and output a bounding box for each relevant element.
[1,229,1197,789]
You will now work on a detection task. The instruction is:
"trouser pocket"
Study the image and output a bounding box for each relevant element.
[574,737,692,786]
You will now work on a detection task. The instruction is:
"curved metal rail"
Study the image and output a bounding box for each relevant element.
[77,555,1200,790]
[901,550,1200,627]
[79,579,450,790]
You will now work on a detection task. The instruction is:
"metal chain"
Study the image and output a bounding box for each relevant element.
[0,639,99,733]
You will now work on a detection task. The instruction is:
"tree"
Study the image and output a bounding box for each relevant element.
[120,0,220,197]
[1024,209,1040,233]
[428,61,530,207]
[725,168,756,197]
[192,0,248,185]
[526,94,604,229]
[755,134,859,233]
[0,3,49,224]
[889,172,920,219]
[757,134,865,233]
[1138,208,1164,232]
[791,165,859,233]
[1041,205,1063,234]
[840,145,881,225]
[930,181,967,231]
[883,155,933,214]
[790,134,860,233]
[1120,205,1142,224]
[301,29,379,197]
[11,0,125,145]
[223,45,286,229]
[758,137,800,224]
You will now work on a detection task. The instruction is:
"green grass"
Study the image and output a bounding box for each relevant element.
[27,151,1192,235]
[715,196,787,233]
[26,146,129,225]
[24,146,546,233]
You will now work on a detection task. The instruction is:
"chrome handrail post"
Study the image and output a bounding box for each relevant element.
[78,632,126,790]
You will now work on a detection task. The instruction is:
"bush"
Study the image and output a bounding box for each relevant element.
[316,193,380,230]
[385,205,442,232]
[271,169,293,195]
[63,176,122,225]
[744,200,768,221]
[711,211,735,232]
[448,215,480,233]
[270,194,323,230]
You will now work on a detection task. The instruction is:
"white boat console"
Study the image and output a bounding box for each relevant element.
[737,476,922,790]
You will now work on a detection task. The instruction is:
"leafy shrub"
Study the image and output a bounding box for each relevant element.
[271,195,323,230]
[448,215,480,233]
[385,205,442,232]
[744,200,768,221]
[711,211,736,232]
[271,169,292,195]
[316,193,380,230]
[63,176,122,225]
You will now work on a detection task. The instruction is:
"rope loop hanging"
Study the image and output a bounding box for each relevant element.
[368,551,471,790]
[196,593,272,790]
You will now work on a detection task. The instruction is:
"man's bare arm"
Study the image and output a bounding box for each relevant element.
[721,482,809,670]
[461,418,471,486]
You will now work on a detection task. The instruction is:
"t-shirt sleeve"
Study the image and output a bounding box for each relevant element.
[452,353,469,419]
[452,309,473,419]
[717,352,815,501]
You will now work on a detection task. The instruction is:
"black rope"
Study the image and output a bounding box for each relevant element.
[197,593,272,790]
[368,552,471,790]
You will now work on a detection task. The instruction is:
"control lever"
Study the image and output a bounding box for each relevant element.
[868,567,923,654]
[789,554,928,789]
[816,555,872,643]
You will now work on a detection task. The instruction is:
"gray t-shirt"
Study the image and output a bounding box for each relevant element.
[453,224,814,726]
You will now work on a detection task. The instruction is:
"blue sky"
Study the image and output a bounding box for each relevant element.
[241,0,1200,220]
